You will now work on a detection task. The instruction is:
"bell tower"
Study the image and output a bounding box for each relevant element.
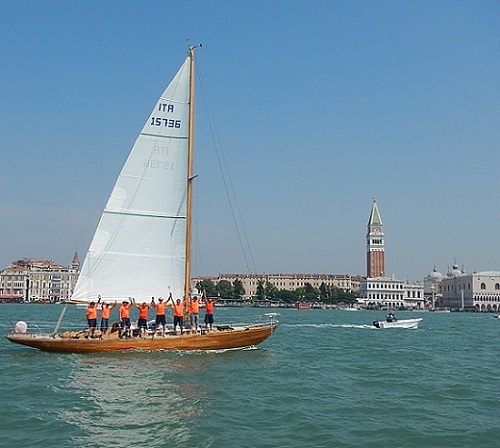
[366,196,385,278]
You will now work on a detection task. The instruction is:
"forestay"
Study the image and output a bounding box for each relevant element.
[73,57,191,302]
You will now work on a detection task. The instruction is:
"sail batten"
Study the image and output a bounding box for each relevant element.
[140,133,188,139]
[73,55,191,303]
[103,210,186,219]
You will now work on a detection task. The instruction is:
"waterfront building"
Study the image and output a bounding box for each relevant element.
[357,276,424,310]
[439,264,500,311]
[192,273,363,298]
[0,253,80,303]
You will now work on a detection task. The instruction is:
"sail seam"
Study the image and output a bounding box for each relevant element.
[159,97,188,104]
[103,210,186,219]
[140,133,188,139]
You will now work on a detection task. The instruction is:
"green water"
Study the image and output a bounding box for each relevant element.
[1,305,498,447]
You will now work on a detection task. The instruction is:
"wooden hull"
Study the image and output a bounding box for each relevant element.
[6,323,279,353]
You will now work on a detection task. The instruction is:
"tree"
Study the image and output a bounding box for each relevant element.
[277,289,299,303]
[256,280,265,300]
[233,278,245,299]
[264,281,279,300]
[215,280,233,299]
[196,279,216,297]
[330,286,357,304]
[319,282,328,301]
[304,282,320,302]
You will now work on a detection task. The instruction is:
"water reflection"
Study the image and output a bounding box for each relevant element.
[60,352,216,448]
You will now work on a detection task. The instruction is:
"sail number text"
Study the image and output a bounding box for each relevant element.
[150,117,181,128]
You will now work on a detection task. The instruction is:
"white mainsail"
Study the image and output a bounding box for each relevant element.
[73,56,191,302]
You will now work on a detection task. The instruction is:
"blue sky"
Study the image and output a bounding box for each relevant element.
[0,0,499,281]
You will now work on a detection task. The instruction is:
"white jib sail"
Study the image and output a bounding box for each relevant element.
[73,56,191,302]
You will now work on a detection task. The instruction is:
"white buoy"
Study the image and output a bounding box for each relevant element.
[14,321,28,333]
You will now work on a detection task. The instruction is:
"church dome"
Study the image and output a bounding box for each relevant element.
[449,264,463,278]
[430,267,443,280]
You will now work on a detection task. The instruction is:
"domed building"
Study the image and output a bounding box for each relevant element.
[423,266,443,309]
[440,263,500,312]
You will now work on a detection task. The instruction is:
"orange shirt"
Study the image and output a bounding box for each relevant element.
[154,302,166,315]
[138,305,150,319]
[119,304,131,319]
[205,300,214,314]
[101,305,112,319]
[86,306,97,320]
[173,301,184,317]
[189,299,199,314]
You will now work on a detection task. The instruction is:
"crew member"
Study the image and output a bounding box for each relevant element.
[100,299,116,336]
[86,299,99,339]
[189,296,200,332]
[152,294,170,337]
[171,297,185,335]
[204,297,216,332]
[135,300,151,338]
[119,299,132,339]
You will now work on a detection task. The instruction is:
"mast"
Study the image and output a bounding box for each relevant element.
[184,46,195,301]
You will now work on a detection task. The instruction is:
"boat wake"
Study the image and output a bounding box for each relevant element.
[284,323,373,330]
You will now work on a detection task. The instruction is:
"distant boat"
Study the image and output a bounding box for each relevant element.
[6,47,279,353]
[296,303,311,310]
[373,315,422,329]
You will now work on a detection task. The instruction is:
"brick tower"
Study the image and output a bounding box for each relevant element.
[366,196,385,278]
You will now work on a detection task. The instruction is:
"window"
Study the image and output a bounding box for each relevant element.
[481,283,486,290]
[495,283,500,290]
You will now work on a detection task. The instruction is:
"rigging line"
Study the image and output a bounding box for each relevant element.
[196,68,257,275]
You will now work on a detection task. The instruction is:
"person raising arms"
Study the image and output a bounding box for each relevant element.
[86,296,100,339]
[189,295,200,333]
[135,300,151,338]
[170,296,185,336]
[100,298,116,337]
[119,299,132,339]
[152,293,171,337]
[204,297,216,332]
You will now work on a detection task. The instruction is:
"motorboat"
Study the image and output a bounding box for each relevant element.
[372,317,422,329]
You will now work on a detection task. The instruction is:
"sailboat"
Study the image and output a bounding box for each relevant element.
[6,47,279,353]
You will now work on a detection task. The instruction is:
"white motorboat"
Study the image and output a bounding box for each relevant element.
[372,317,422,329]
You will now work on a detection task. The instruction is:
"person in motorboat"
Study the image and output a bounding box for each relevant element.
[386,312,397,323]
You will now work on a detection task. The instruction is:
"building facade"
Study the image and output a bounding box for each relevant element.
[358,276,424,310]
[439,265,500,311]
[0,254,80,303]
[192,273,364,298]
[366,197,385,278]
